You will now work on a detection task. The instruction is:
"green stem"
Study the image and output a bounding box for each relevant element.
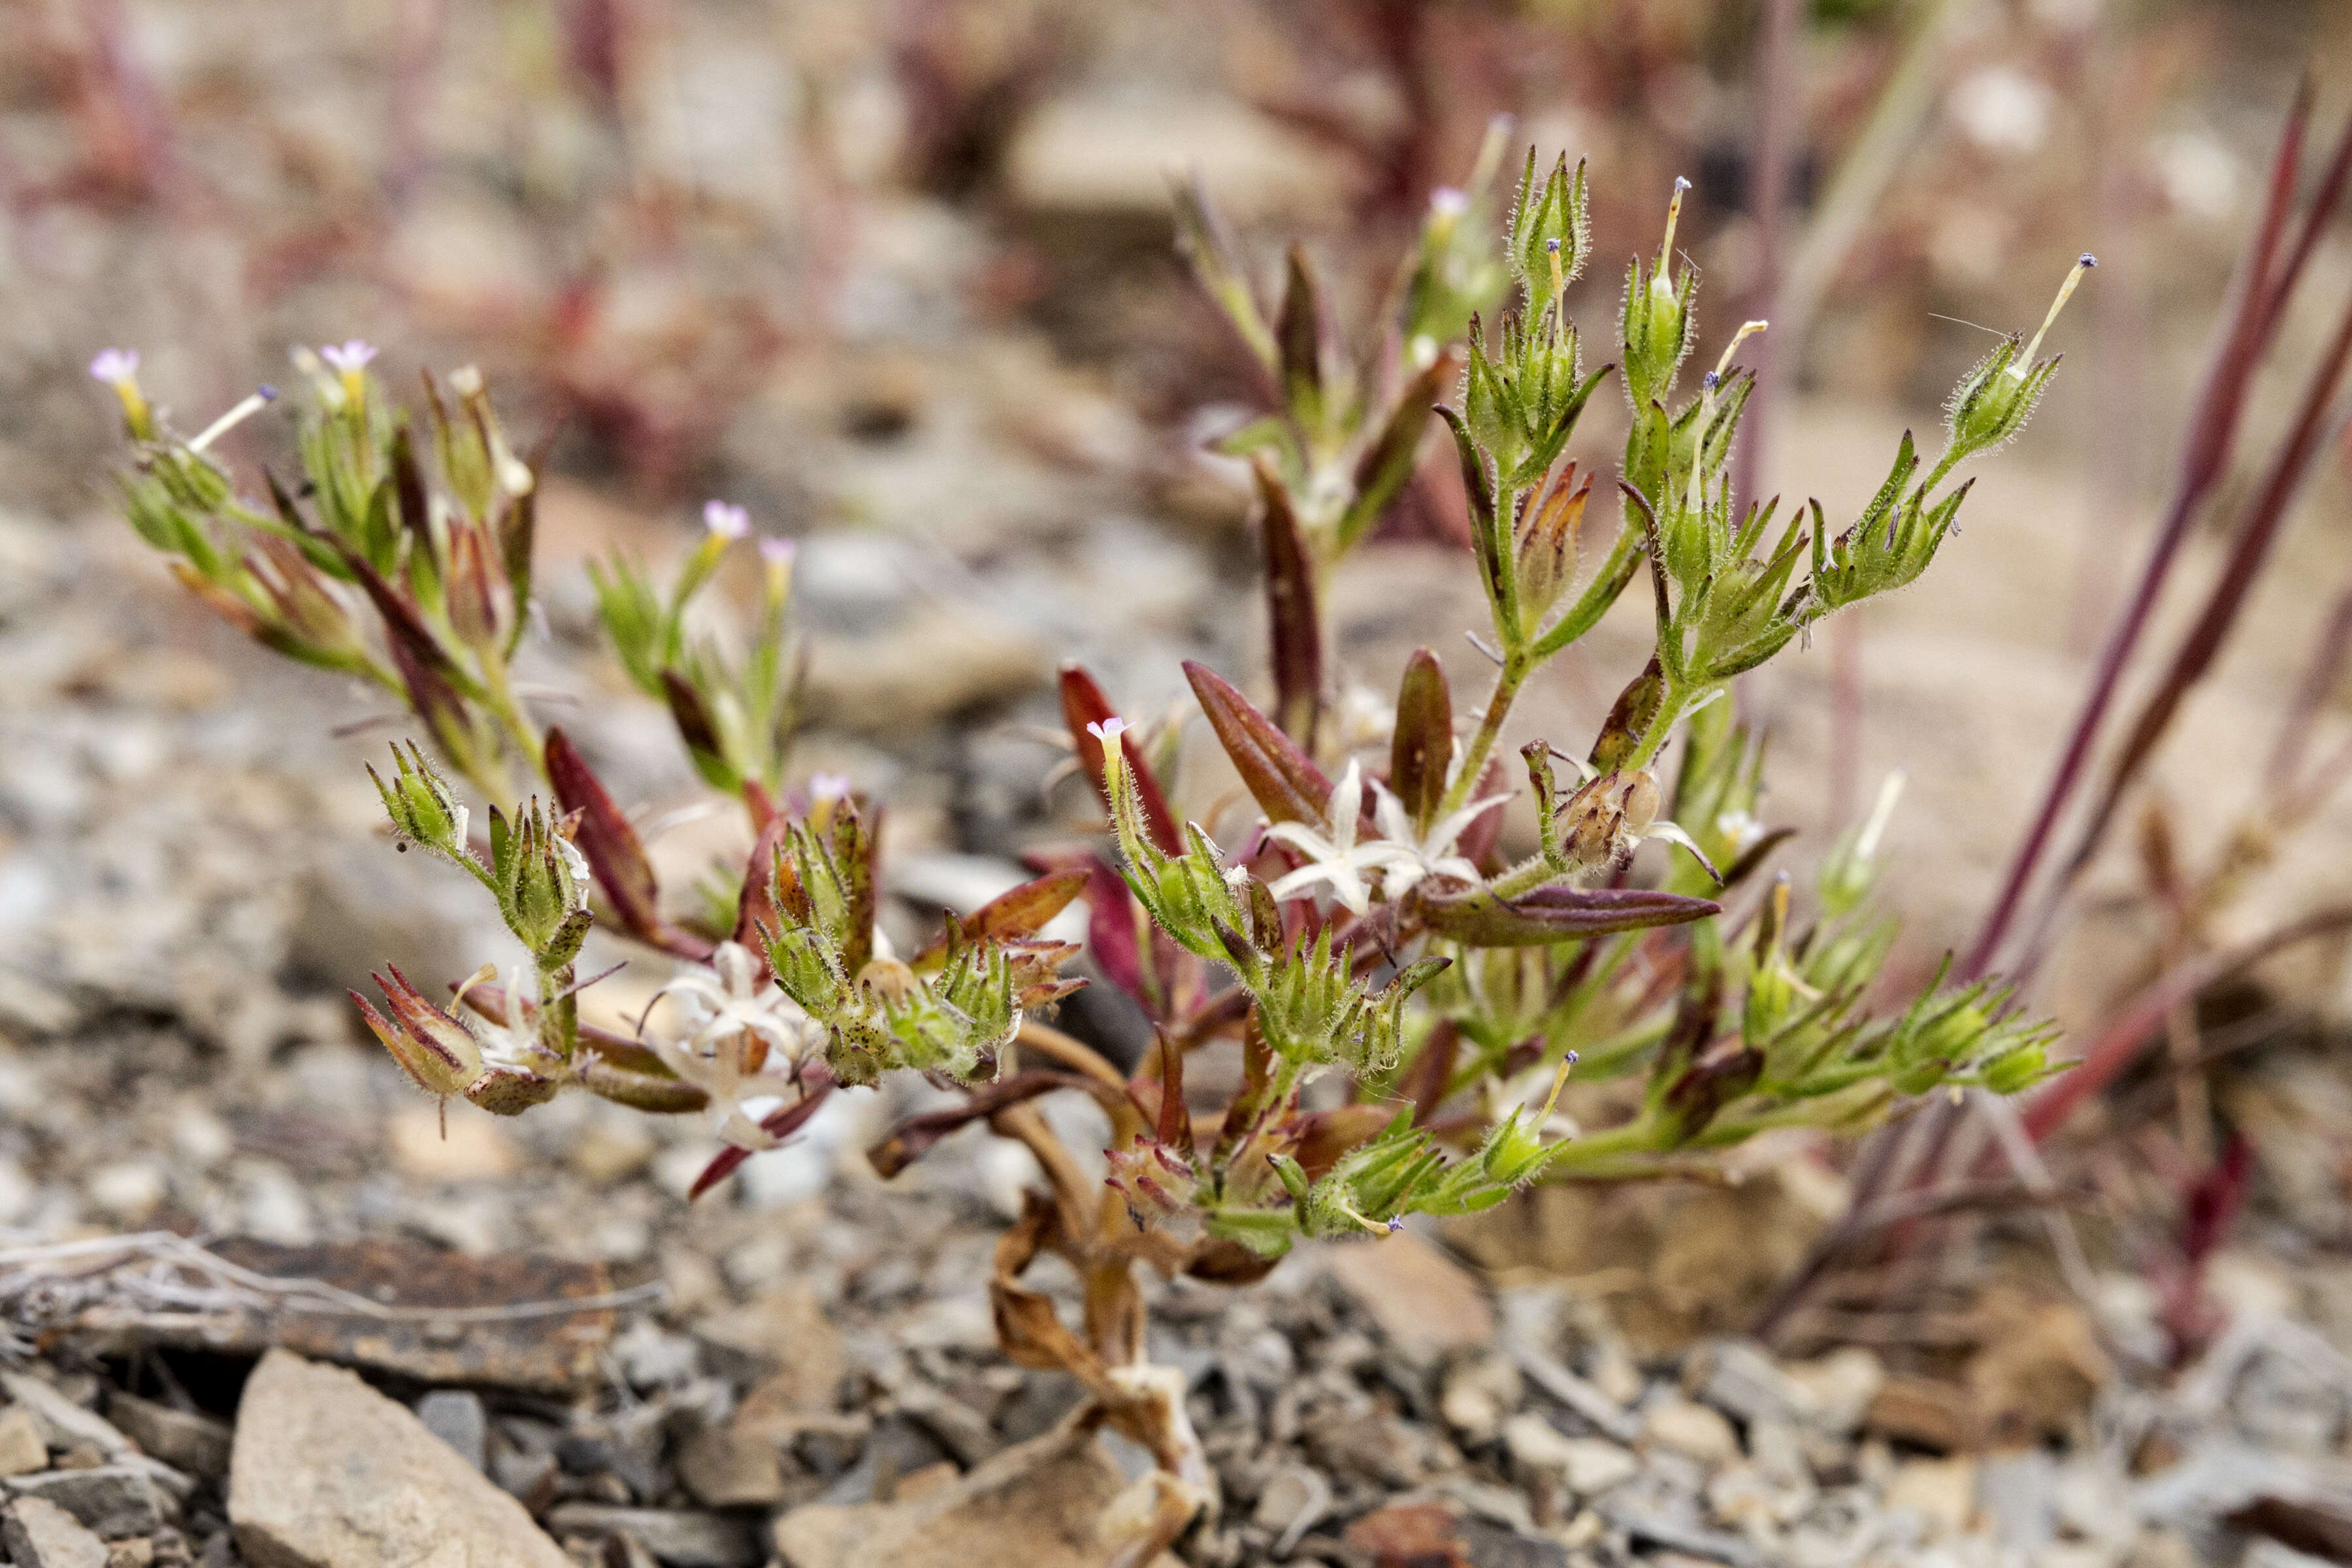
[1437,652,1528,819]
[1627,683,1695,772]
[479,656,547,787]
[1542,1114,1665,1173]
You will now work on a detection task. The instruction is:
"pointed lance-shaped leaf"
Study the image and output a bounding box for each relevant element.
[1276,243,1326,426]
[546,727,714,960]
[909,870,1088,973]
[689,1070,836,1199]
[1058,664,1183,856]
[389,426,432,549]
[1338,349,1458,554]
[1169,169,1277,372]
[1590,655,1666,776]
[731,808,791,953]
[1252,452,1322,747]
[1419,884,1720,946]
[1390,647,1453,833]
[867,1070,1107,1179]
[1183,660,1333,827]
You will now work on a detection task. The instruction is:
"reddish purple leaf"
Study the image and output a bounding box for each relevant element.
[1420,884,1719,946]
[1183,660,1331,827]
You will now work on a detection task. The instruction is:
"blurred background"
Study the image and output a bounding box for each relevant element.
[5,0,2352,1445]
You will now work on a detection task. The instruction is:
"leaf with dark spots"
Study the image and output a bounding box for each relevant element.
[1184,660,1331,827]
[1390,648,1452,832]
[1421,884,1719,945]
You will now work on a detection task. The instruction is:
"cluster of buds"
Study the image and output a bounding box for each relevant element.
[589,500,802,804]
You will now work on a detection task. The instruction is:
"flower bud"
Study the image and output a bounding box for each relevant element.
[1108,1140,1196,1226]
[353,965,483,1099]
[1982,1039,2050,1096]
[1621,179,1697,410]
[1508,149,1589,299]
[368,742,471,862]
[1514,465,1589,625]
[1945,254,2090,461]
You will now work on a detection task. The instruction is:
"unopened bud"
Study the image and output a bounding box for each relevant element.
[1509,149,1589,297]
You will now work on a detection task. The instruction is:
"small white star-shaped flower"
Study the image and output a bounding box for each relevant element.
[1264,760,1507,915]
[643,941,811,1151]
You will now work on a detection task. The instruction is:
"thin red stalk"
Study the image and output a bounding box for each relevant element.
[1962,88,2319,982]
[2038,284,2352,910]
[2015,905,2352,1146]
[2266,563,2352,794]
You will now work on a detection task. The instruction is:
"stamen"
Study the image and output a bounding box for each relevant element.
[2014,253,2095,374]
[188,386,280,454]
[1712,319,1769,385]
[1656,176,1691,276]
[1854,768,1908,860]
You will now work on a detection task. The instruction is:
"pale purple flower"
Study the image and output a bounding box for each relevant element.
[88,348,140,385]
[1429,187,1469,219]
[702,500,750,540]
[758,537,796,567]
[808,773,852,802]
[1086,718,1128,745]
[318,340,378,374]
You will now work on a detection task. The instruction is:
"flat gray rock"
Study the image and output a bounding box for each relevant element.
[227,1349,570,1568]
[2,1467,163,1539]
[0,1495,108,1568]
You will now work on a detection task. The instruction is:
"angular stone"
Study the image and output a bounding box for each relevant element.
[0,1405,50,1476]
[693,1285,845,1405]
[227,1350,570,1567]
[1642,1397,1741,1467]
[774,1426,1179,1568]
[413,1390,489,1473]
[1324,1232,1495,1363]
[676,1422,787,1509]
[2,1469,162,1540]
[1690,1340,1820,1429]
[1,1496,108,1568]
[104,1396,230,1484]
[1884,1455,1977,1537]
[0,1377,129,1463]
[118,1240,635,1395]
[544,1505,764,1567]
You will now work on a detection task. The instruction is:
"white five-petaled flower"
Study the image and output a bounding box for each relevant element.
[1265,759,1507,915]
[1087,717,1128,745]
[643,941,811,1151]
[702,499,750,540]
[88,348,139,385]
[318,340,378,374]
[452,963,551,1074]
